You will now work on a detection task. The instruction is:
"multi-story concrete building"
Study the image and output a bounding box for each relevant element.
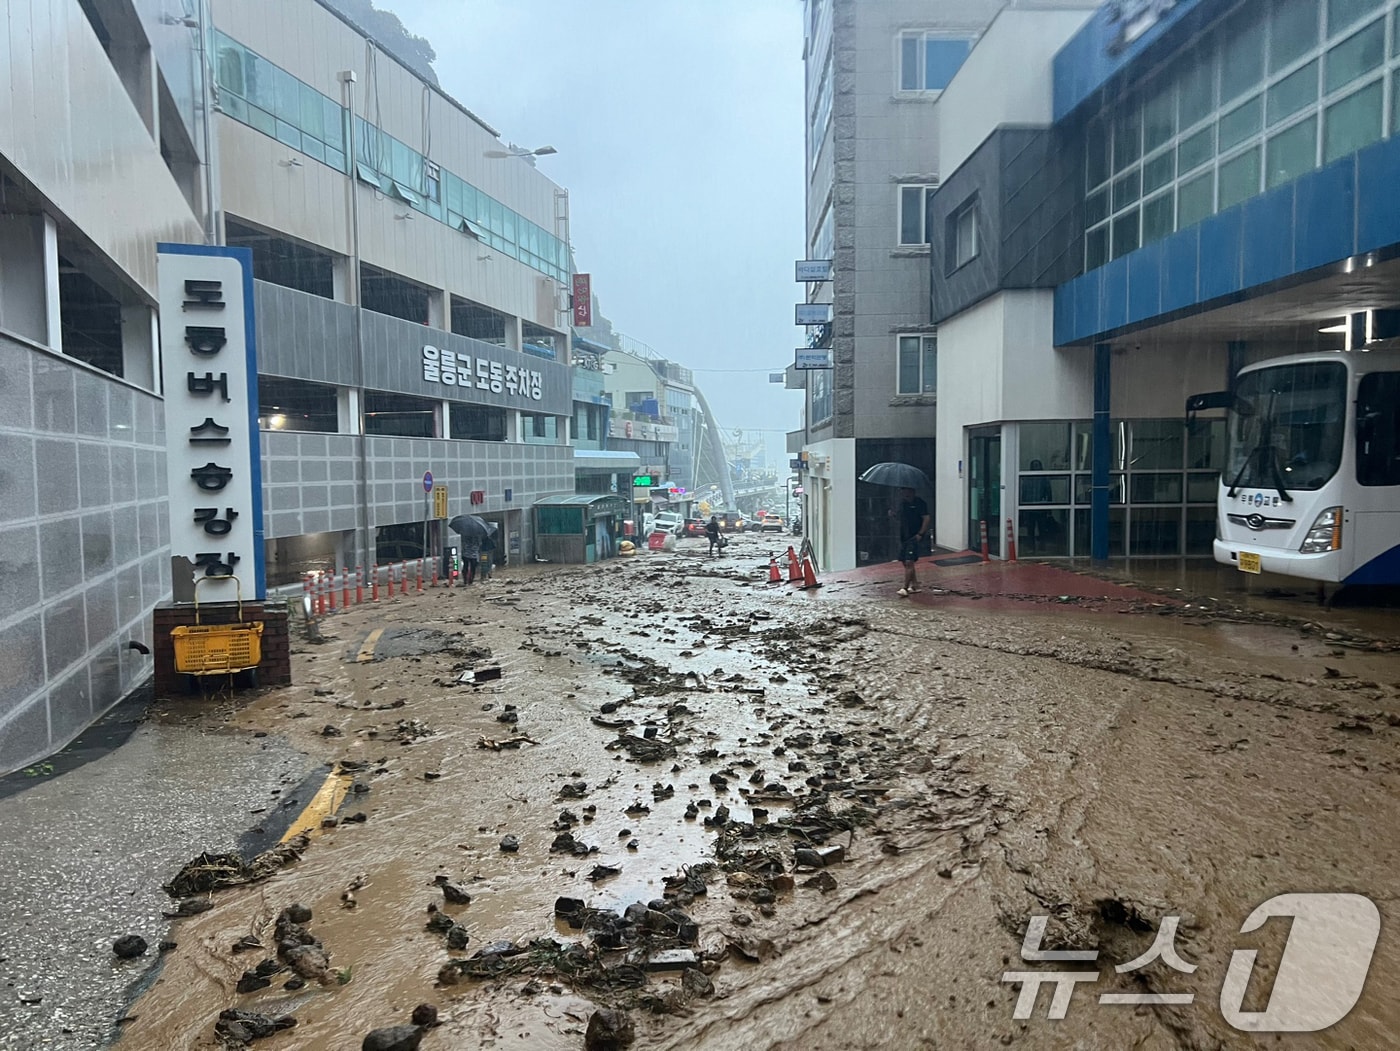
[0,0,576,773]
[793,0,1089,571]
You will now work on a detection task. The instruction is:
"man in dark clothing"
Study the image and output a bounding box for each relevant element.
[895,487,930,596]
[704,516,722,557]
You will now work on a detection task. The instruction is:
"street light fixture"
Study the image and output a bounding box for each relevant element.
[484,145,558,159]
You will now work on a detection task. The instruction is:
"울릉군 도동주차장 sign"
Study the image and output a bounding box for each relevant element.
[158,244,265,601]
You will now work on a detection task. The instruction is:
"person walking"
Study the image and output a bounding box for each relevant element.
[478,531,496,580]
[705,515,722,558]
[894,486,930,597]
[461,535,481,585]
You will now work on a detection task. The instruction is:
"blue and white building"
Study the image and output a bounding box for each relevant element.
[930,0,1400,561]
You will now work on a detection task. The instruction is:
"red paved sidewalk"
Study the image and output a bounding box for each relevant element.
[808,551,1178,614]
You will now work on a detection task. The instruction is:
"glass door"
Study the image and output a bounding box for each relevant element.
[967,428,1002,556]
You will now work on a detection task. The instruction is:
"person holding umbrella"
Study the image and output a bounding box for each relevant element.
[894,487,930,596]
[447,513,492,586]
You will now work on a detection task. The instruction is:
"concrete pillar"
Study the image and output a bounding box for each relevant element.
[507,409,523,443]
[112,42,158,139]
[332,256,353,303]
[509,315,523,351]
[559,414,571,445]
[439,399,451,439]
[338,387,361,434]
[1091,342,1111,562]
[43,215,61,353]
[120,305,159,392]
[428,288,448,331]
[0,212,50,345]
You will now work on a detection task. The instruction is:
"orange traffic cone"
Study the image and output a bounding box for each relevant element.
[799,556,823,589]
[786,546,803,583]
[767,556,781,583]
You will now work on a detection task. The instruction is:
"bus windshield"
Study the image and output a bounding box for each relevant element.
[1227,361,1347,495]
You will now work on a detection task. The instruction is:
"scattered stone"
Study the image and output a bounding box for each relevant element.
[237,971,272,994]
[320,725,342,737]
[445,925,471,951]
[410,1004,438,1027]
[232,936,263,954]
[587,864,621,882]
[794,848,824,869]
[158,941,178,953]
[584,1008,635,1050]
[284,904,313,924]
[345,812,368,823]
[112,935,148,959]
[434,876,472,905]
[284,977,306,991]
[361,1024,423,1051]
[499,835,519,853]
[682,967,715,998]
[804,871,838,893]
[559,780,589,799]
[214,1009,296,1044]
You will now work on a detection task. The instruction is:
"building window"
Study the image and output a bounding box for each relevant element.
[947,199,978,271]
[898,32,975,93]
[1081,0,1400,271]
[896,335,937,395]
[811,369,833,425]
[809,54,834,171]
[898,184,935,245]
[1355,371,1400,486]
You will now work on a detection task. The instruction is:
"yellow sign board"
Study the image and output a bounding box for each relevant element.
[432,484,449,519]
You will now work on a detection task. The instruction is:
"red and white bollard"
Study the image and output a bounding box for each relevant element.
[326,571,336,611]
[980,520,990,563]
[340,567,349,609]
[431,557,439,588]
[1005,518,1017,562]
[416,558,424,593]
[356,566,364,604]
[371,563,379,602]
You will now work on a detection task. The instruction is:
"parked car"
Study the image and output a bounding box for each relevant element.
[760,514,785,533]
[717,511,747,533]
[652,511,685,535]
[681,518,706,538]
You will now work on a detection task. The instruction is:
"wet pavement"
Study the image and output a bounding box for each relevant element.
[3,532,1400,1049]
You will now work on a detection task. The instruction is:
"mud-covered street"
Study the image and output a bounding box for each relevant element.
[6,535,1400,1050]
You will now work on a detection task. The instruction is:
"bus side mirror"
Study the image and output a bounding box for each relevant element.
[1185,390,1232,432]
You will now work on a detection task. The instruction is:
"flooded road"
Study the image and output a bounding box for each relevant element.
[111,535,1400,1049]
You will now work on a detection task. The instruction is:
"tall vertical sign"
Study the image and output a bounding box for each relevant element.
[572,273,592,326]
[158,244,265,601]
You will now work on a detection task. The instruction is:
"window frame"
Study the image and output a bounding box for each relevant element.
[895,333,938,396]
[897,183,936,246]
[946,198,979,273]
[896,30,976,94]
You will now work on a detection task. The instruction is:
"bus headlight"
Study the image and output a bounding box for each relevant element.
[1299,506,1343,553]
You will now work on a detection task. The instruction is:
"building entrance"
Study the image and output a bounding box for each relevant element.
[968,428,1001,556]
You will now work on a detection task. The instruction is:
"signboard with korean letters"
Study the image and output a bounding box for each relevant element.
[158,244,265,601]
[421,345,544,400]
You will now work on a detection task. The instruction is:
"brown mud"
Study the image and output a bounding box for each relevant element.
[120,536,1400,1049]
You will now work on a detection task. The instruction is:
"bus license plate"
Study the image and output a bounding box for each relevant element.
[1238,551,1262,574]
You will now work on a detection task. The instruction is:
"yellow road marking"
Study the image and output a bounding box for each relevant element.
[355,627,385,663]
[282,768,354,842]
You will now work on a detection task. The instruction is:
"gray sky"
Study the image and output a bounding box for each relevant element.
[394,0,806,465]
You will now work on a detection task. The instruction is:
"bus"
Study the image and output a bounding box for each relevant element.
[1190,349,1400,585]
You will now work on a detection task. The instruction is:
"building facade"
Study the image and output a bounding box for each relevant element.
[0,0,579,774]
[794,0,1085,572]
[930,0,1400,563]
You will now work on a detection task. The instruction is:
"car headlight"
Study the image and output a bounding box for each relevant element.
[1299,506,1343,554]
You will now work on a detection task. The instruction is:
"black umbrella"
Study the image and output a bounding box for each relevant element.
[448,514,494,540]
[858,462,931,489]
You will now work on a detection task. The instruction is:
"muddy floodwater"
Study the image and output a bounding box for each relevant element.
[115,536,1400,1050]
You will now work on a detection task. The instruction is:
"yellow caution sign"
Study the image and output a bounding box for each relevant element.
[432,484,448,519]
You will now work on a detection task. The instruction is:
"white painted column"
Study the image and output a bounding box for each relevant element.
[42,214,61,353]
[440,399,451,439]
[428,288,449,331]
[338,387,362,434]
[120,305,159,392]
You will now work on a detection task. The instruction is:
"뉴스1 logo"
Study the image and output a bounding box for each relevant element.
[1002,893,1380,1032]
[1106,0,1178,54]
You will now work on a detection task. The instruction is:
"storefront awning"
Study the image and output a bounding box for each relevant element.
[573,449,641,471]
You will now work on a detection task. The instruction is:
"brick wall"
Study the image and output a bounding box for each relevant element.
[152,600,291,697]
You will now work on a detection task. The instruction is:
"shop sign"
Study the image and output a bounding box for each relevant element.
[795,259,833,282]
[421,345,543,401]
[796,303,833,325]
[1105,0,1177,54]
[795,348,833,370]
[572,273,592,326]
[158,244,264,600]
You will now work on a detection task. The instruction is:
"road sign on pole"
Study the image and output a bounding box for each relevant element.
[423,471,434,493]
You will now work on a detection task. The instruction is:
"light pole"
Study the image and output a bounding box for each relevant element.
[484,144,558,161]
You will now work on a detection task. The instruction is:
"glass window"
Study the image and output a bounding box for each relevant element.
[1355,371,1400,486]
[899,185,929,245]
[1218,147,1261,209]
[1020,423,1071,470]
[900,35,920,91]
[1178,51,1215,129]
[249,105,276,137]
[1130,473,1184,503]
[1228,361,1347,491]
[1073,474,1127,504]
[925,38,972,89]
[216,40,245,95]
[275,118,300,150]
[1112,209,1140,258]
[953,202,977,267]
[1112,168,1141,211]
[1074,508,1127,556]
[1325,19,1385,94]
[898,336,921,394]
[1393,70,1400,135]
[1085,225,1110,270]
[1267,116,1318,188]
[1019,475,1070,504]
[1019,509,1070,556]
[1328,0,1385,36]
[244,51,272,109]
[1178,125,1214,172]
[300,136,325,164]
[1321,81,1388,162]
[1086,187,1110,226]
[299,83,324,142]
[1270,0,1320,73]
[1131,508,1182,554]
[1188,418,1226,469]
[222,93,248,122]
[1221,13,1266,103]
[1268,59,1319,125]
[1113,108,1143,170]
[1086,116,1111,187]
[1142,191,1174,243]
[1187,472,1222,501]
[1143,150,1175,194]
[1143,88,1176,152]
[1219,95,1263,151]
[324,97,344,149]
[272,65,300,123]
[1130,419,1184,469]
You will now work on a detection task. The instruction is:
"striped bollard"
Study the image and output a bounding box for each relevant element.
[371,563,379,602]
[980,520,990,562]
[341,567,350,609]
[431,557,439,588]
[355,566,364,604]
[416,558,424,593]
[327,572,336,611]
[303,574,313,615]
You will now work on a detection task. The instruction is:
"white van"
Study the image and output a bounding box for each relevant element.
[651,511,684,535]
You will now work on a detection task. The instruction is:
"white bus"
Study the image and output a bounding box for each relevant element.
[1190,349,1400,586]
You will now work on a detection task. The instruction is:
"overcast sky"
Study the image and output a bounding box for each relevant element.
[394,0,806,464]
